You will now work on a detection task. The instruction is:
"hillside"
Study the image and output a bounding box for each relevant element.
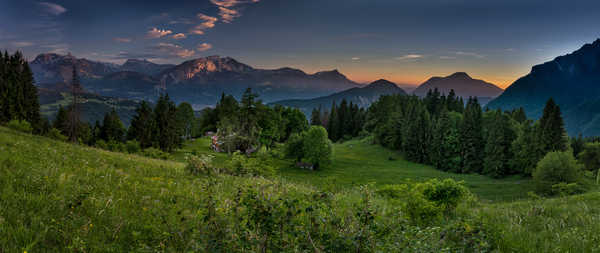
[487,39,600,136]
[269,79,406,116]
[2,127,600,251]
[413,72,504,105]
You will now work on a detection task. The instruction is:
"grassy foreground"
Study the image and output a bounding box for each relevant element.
[176,137,533,202]
[2,127,600,252]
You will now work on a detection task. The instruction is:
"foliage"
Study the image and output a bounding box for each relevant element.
[6,119,32,133]
[533,151,583,195]
[224,152,276,177]
[0,51,41,132]
[125,140,141,154]
[301,126,333,169]
[46,128,67,141]
[578,142,600,171]
[100,109,125,142]
[140,147,171,160]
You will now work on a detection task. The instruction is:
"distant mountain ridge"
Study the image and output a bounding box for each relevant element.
[30,53,361,108]
[413,72,503,105]
[487,38,600,136]
[270,79,407,116]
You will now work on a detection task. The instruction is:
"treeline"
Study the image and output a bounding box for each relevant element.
[52,94,197,153]
[366,88,569,178]
[309,99,367,142]
[199,88,309,152]
[0,51,41,131]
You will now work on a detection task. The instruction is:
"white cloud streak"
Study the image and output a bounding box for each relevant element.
[146,28,173,38]
[38,2,67,15]
[197,43,213,51]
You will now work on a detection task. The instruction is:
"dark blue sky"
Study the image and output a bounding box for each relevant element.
[1,0,600,87]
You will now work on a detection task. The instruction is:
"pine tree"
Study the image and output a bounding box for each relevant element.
[238,88,260,152]
[432,108,462,172]
[53,105,70,135]
[100,109,125,142]
[21,62,41,132]
[326,101,339,141]
[510,120,541,175]
[310,107,322,126]
[537,98,568,153]
[154,94,180,152]
[483,110,516,178]
[460,97,484,173]
[127,101,156,148]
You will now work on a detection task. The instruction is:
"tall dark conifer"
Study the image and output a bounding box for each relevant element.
[460,97,484,173]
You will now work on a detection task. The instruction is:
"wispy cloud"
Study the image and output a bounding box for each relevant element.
[351,57,360,61]
[197,43,213,51]
[41,43,70,54]
[172,33,186,40]
[395,54,423,60]
[38,2,67,16]
[114,37,132,43]
[439,56,456,60]
[11,41,34,47]
[153,43,195,58]
[190,13,218,35]
[455,51,486,58]
[210,0,259,23]
[146,28,173,38]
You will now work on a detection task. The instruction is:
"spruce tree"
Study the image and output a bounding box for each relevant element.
[127,101,156,148]
[537,98,568,153]
[154,94,180,152]
[433,108,462,172]
[326,101,339,141]
[310,107,322,126]
[53,105,70,135]
[483,110,516,178]
[460,97,484,173]
[100,109,125,142]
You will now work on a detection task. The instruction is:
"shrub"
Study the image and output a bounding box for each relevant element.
[140,147,171,160]
[403,179,469,225]
[302,126,332,169]
[225,152,275,177]
[107,140,126,152]
[6,120,32,133]
[186,155,215,175]
[533,151,583,195]
[376,184,408,199]
[578,142,600,171]
[125,140,141,154]
[46,128,67,141]
[94,139,108,150]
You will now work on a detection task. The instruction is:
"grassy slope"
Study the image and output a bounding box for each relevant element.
[175,137,534,202]
[3,128,600,252]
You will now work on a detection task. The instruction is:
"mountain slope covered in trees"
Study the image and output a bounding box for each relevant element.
[413,72,503,105]
[270,79,406,116]
[487,39,600,136]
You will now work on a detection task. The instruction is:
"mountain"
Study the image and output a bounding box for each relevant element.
[270,79,407,116]
[487,39,600,136]
[120,59,174,76]
[30,53,120,84]
[413,72,503,105]
[30,54,360,108]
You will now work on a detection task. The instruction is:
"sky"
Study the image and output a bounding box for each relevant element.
[1,0,600,88]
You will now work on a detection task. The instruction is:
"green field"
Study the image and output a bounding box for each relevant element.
[175,137,533,202]
[2,127,600,252]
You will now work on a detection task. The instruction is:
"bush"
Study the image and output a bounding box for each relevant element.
[6,120,32,133]
[578,142,600,171]
[140,147,171,160]
[403,179,469,225]
[186,155,215,175]
[225,152,275,177]
[125,140,141,154]
[533,151,583,195]
[376,184,408,199]
[107,140,126,153]
[94,140,108,150]
[46,128,67,141]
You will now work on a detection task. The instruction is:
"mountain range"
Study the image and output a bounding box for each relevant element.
[30,54,360,108]
[413,72,504,105]
[270,79,407,116]
[487,39,600,136]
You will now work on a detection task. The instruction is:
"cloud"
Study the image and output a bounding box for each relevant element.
[41,43,70,54]
[153,43,195,58]
[395,54,423,60]
[439,56,456,60]
[210,0,259,8]
[351,57,360,61]
[197,43,213,51]
[38,2,67,15]
[146,28,173,38]
[455,51,486,58]
[111,51,159,60]
[210,0,259,23]
[11,41,34,47]
[168,18,193,25]
[190,13,218,35]
[114,37,132,43]
[217,7,240,23]
[172,33,187,40]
